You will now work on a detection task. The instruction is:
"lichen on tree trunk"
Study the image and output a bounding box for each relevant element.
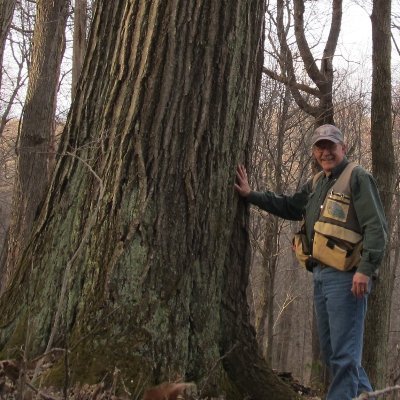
[0,1,298,398]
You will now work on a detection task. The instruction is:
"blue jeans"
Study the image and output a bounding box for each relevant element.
[313,266,373,400]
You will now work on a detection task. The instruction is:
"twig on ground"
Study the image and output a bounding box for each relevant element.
[353,385,400,399]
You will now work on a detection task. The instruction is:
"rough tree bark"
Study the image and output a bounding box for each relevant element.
[0,0,17,91]
[0,1,298,399]
[364,0,395,388]
[0,0,69,291]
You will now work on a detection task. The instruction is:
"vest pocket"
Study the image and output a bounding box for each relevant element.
[312,225,362,271]
[293,232,310,268]
[322,193,350,223]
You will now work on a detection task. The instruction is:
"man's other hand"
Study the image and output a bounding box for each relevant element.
[351,272,370,298]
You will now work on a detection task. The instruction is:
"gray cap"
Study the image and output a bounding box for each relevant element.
[311,124,344,146]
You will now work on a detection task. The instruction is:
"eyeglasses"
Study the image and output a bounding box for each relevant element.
[312,142,341,153]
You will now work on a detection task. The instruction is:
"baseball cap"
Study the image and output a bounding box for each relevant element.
[311,124,344,146]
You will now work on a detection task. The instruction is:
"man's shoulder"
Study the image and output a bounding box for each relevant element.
[350,164,378,191]
[351,164,374,179]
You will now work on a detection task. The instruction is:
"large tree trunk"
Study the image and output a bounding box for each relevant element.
[364,0,395,388]
[0,0,68,291]
[0,0,17,91]
[0,1,297,399]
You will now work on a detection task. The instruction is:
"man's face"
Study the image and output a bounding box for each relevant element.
[313,140,346,173]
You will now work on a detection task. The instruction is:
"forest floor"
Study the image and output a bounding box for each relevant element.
[0,359,323,400]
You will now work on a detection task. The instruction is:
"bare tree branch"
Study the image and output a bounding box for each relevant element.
[353,385,400,399]
[265,0,343,124]
[275,0,320,118]
[293,0,325,87]
[263,66,321,97]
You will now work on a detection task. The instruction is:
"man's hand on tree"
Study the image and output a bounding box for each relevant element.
[234,164,251,197]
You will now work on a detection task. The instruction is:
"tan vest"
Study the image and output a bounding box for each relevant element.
[294,162,363,271]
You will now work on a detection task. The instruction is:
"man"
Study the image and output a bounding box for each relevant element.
[235,124,387,400]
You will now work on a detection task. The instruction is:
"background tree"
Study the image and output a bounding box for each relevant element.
[0,0,33,137]
[0,0,69,290]
[0,0,34,273]
[0,1,297,399]
[364,0,396,388]
[71,0,87,98]
[264,0,342,125]
[0,121,16,254]
[387,82,400,388]
[0,0,17,90]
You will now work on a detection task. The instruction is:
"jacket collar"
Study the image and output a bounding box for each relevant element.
[325,157,349,179]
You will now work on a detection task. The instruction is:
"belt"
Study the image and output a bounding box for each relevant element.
[307,258,357,273]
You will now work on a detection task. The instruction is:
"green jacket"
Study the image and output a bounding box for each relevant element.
[247,158,388,277]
